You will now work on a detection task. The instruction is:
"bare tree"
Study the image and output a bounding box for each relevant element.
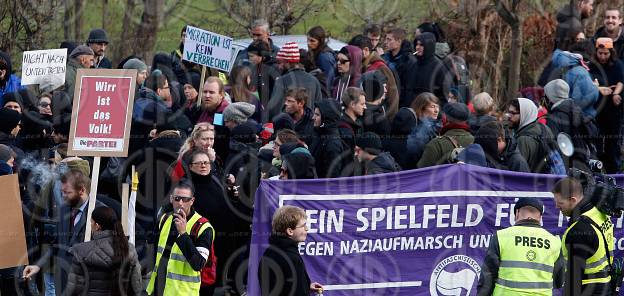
[74,0,84,42]
[495,0,523,105]
[217,0,322,35]
[133,0,165,63]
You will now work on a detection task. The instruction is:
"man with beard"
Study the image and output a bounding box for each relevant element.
[86,28,112,69]
[23,169,106,296]
[593,8,624,58]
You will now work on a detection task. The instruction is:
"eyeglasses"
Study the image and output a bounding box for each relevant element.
[171,195,193,202]
[294,223,307,229]
[337,59,350,64]
[192,161,210,166]
[39,102,50,108]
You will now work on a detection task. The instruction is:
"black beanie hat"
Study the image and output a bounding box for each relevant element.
[443,102,470,122]
[0,108,21,134]
[231,121,258,144]
[87,28,109,44]
[355,132,383,155]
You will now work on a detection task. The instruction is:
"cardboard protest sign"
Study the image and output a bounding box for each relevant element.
[0,174,28,269]
[183,25,234,72]
[21,48,67,88]
[68,69,136,157]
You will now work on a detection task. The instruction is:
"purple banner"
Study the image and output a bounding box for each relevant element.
[248,164,624,295]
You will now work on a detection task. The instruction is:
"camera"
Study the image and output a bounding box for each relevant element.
[568,168,624,217]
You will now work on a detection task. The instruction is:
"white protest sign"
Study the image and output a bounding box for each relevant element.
[227,43,246,73]
[183,25,233,72]
[21,48,67,88]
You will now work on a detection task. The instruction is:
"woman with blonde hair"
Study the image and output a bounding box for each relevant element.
[172,122,220,181]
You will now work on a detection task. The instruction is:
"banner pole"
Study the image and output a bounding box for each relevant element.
[197,65,207,108]
[121,183,130,235]
[84,156,101,242]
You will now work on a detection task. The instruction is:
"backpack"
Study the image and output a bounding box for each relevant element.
[159,213,217,286]
[529,124,567,175]
[442,135,465,164]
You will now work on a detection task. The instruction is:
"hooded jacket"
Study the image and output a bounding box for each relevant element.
[551,49,599,118]
[385,107,418,169]
[362,102,391,137]
[403,32,453,107]
[0,51,22,104]
[364,53,399,119]
[333,46,363,102]
[515,98,554,173]
[310,100,349,178]
[292,107,315,142]
[366,152,401,175]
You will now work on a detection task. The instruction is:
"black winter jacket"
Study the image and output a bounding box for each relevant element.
[258,235,311,296]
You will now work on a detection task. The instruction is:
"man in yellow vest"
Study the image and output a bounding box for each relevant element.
[553,177,615,296]
[147,181,215,296]
[477,197,564,295]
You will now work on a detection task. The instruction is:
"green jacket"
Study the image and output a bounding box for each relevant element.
[515,121,551,173]
[64,58,84,101]
[417,128,474,168]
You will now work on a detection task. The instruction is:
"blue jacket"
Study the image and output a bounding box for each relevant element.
[316,51,336,92]
[0,74,22,105]
[406,117,440,164]
[551,49,599,118]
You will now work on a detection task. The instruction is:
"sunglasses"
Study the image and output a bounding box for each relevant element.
[337,59,350,64]
[171,195,193,202]
[192,161,210,166]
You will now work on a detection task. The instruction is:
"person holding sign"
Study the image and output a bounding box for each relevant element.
[258,205,323,295]
[23,169,107,296]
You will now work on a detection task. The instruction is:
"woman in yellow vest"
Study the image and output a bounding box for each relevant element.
[147,181,215,296]
[477,197,565,296]
[553,177,615,296]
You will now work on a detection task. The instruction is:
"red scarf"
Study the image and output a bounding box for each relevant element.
[440,121,471,135]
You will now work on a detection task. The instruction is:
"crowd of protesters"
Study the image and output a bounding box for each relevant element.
[0,0,622,294]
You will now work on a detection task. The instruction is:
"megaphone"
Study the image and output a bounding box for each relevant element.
[557,132,574,157]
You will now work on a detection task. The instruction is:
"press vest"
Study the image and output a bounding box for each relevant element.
[146,212,213,295]
[493,224,561,296]
[562,206,614,285]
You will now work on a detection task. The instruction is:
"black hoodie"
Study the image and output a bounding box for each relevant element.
[310,100,350,178]
[404,32,453,107]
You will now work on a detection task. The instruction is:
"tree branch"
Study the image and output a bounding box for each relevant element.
[494,0,518,26]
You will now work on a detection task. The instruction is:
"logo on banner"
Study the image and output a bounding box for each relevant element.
[430,255,481,296]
